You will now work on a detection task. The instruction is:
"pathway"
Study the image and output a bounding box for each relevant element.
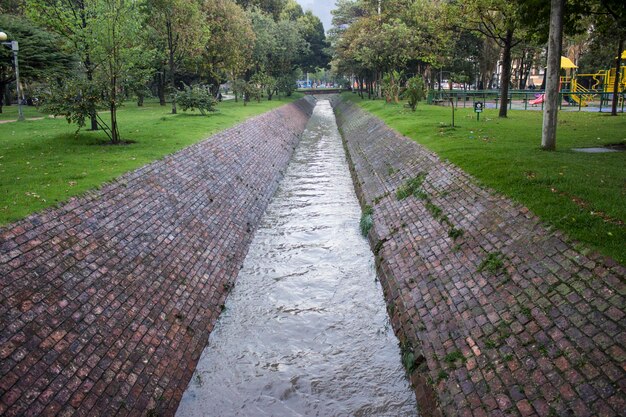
[0,117,45,124]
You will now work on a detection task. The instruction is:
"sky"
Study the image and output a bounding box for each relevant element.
[295,0,335,33]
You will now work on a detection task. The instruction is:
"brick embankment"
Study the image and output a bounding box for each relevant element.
[0,97,315,417]
[333,98,625,417]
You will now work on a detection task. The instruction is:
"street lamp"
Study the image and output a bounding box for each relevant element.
[0,31,24,121]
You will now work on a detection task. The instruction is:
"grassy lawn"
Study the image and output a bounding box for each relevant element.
[0,95,301,226]
[0,104,45,121]
[344,93,626,264]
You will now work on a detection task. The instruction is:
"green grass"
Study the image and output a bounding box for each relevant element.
[345,93,626,265]
[0,95,301,225]
[0,104,44,121]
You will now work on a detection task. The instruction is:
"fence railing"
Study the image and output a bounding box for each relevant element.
[427,89,626,112]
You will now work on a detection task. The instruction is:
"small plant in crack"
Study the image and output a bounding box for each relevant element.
[396,173,427,200]
[399,341,422,375]
[437,370,449,382]
[477,252,507,275]
[425,201,444,220]
[485,339,498,349]
[443,350,466,366]
[448,227,464,240]
[360,205,374,236]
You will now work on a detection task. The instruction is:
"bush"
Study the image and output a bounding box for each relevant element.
[403,75,426,111]
[37,79,103,132]
[176,83,217,115]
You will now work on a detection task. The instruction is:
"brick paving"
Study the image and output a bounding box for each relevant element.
[0,98,314,417]
[333,98,625,417]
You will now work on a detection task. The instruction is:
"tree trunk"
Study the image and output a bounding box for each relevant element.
[499,29,514,118]
[167,21,177,114]
[521,51,534,89]
[109,40,120,144]
[0,82,5,113]
[4,84,11,106]
[80,2,98,132]
[541,0,564,151]
[137,93,144,107]
[157,71,166,105]
[610,37,623,116]
[518,55,525,89]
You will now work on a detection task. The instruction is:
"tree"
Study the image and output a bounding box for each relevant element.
[202,0,254,94]
[541,0,565,151]
[27,0,102,130]
[247,6,305,95]
[146,0,208,114]
[596,0,626,116]
[297,11,331,72]
[458,0,524,118]
[90,0,146,144]
[0,0,26,15]
[236,0,287,20]
[0,14,74,112]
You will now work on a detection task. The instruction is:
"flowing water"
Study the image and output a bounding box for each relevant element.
[176,100,418,417]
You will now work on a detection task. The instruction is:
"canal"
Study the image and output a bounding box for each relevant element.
[176,99,418,416]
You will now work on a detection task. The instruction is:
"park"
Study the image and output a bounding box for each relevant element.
[0,1,624,416]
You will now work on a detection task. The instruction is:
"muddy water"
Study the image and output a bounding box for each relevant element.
[176,100,418,417]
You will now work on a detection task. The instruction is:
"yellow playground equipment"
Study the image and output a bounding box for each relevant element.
[561,51,626,107]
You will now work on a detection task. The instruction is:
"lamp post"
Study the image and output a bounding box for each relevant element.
[0,31,24,121]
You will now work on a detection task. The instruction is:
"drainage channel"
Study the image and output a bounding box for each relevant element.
[176,100,418,416]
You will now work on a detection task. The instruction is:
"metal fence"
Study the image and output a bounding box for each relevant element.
[427,89,626,113]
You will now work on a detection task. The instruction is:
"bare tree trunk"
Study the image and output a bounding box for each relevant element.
[167,21,177,114]
[518,55,525,89]
[610,37,623,116]
[542,0,564,150]
[110,98,119,144]
[0,82,5,113]
[521,50,534,89]
[157,71,166,105]
[499,29,514,118]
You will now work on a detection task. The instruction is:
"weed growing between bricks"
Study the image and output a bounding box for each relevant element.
[395,173,427,200]
[396,174,466,246]
[477,251,507,275]
[360,204,374,237]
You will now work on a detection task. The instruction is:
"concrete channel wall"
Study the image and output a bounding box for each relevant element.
[0,97,315,417]
[333,97,625,417]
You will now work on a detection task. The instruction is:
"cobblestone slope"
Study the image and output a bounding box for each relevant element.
[0,98,314,417]
[334,98,625,417]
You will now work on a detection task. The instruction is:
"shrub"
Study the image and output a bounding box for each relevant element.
[403,75,426,111]
[176,83,217,115]
[37,79,103,132]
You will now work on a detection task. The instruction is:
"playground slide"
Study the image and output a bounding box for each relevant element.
[567,92,589,107]
[529,94,544,105]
